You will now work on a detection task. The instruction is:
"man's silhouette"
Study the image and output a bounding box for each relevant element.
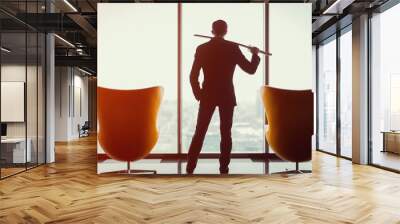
[187,20,260,174]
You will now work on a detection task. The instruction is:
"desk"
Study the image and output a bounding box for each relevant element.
[382,131,400,154]
[1,138,31,163]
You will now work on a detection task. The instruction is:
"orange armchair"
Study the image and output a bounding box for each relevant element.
[97,86,163,174]
[260,86,313,172]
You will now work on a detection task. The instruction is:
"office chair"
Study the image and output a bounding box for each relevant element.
[97,86,163,174]
[78,121,90,138]
[260,86,313,173]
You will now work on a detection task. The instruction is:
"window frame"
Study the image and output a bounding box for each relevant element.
[315,24,353,161]
[0,1,47,180]
[367,1,400,173]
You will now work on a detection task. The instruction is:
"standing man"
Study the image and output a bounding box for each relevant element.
[187,20,260,174]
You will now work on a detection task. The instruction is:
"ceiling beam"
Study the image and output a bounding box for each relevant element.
[55,55,96,71]
[67,13,97,39]
[322,0,356,14]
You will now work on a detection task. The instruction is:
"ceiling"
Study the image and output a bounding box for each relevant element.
[0,0,392,75]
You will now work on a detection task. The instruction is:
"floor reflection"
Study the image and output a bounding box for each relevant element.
[373,151,400,171]
[98,159,312,175]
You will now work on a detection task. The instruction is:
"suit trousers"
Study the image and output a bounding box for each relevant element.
[187,102,234,173]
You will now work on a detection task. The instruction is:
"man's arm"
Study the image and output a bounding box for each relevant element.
[237,46,260,75]
[190,48,202,101]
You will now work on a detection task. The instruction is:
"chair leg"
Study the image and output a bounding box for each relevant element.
[127,169,157,174]
[122,161,156,175]
[272,162,311,175]
[291,162,306,174]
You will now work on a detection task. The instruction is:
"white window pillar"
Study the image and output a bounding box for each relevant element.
[46,1,56,163]
[352,14,369,164]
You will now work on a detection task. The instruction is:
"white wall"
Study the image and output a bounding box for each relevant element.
[1,65,37,138]
[72,73,89,138]
[55,67,69,141]
[1,63,46,163]
[55,67,89,141]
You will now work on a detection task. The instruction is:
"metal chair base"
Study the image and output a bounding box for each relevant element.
[272,162,311,175]
[100,161,157,175]
[120,169,157,175]
[126,161,157,174]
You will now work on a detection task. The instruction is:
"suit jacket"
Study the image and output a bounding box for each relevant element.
[190,38,261,106]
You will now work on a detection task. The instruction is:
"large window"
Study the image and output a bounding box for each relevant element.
[181,3,265,153]
[97,4,178,154]
[317,37,337,154]
[370,4,400,171]
[316,27,353,159]
[270,4,313,158]
[339,29,352,158]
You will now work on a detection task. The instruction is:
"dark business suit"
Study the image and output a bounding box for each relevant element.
[187,37,260,173]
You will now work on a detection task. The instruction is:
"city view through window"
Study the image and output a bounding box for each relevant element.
[153,3,266,154]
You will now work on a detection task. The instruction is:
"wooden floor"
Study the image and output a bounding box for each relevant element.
[1,167,26,178]
[1,136,400,223]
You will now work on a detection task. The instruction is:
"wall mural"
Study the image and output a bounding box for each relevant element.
[97,3,312,175]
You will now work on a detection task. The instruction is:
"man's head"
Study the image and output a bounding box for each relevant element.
[212,20,227,37]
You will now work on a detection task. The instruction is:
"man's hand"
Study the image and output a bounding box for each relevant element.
[249,46,259,55]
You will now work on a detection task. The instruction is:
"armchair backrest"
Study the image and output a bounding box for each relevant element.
[97,86,163,162]
[260,86,313,162]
